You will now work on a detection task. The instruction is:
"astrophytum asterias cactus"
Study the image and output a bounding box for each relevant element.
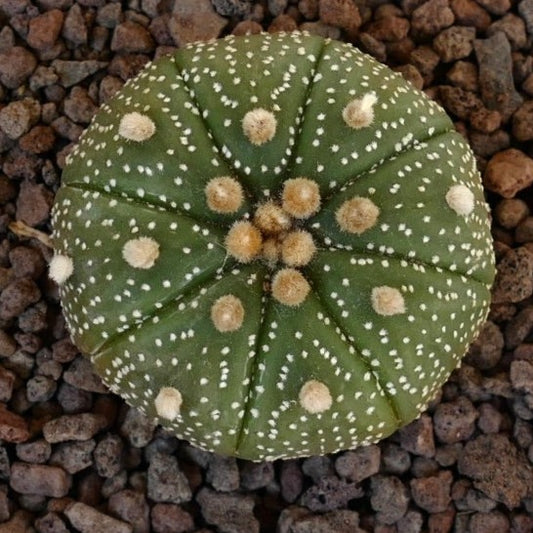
[50,32,495,461]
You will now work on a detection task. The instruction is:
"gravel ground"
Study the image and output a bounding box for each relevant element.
[0,0,533,532]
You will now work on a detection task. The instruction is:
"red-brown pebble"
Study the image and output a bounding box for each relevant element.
[43,413,107,443]
[10,462,71,497]
[27,10,65,50]
[0,406,30,443]
[410,470,453,513]
[484,148,533,198]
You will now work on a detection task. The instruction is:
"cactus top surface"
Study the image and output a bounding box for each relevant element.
[51,32,495,460]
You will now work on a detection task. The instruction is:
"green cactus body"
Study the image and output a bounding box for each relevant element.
[51,32,495,461]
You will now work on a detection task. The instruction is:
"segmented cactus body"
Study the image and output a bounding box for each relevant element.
[51,33,495,461]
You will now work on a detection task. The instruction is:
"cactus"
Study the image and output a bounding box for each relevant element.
[50,32,495,461]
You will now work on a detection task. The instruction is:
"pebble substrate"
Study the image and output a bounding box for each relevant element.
[0,0,533,532]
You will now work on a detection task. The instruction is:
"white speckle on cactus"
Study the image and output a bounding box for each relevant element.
[205,176,244,214]
[342,93,378,129]
[271,268,310,307]
[242,108,277,145]
[211,294,245,333]
[371,286,406,316]
[282,178,321,219]
[122,237,160,269]
[299,380,332,414]
[336,197,380,234]
[118,112,156,142]
[155,387,183,420]
[49,254,74,285]
[446,184,475,216]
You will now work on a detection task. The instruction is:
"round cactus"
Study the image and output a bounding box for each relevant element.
[50,32,495,461]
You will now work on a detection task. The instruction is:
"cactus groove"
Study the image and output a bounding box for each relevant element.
[50,32,495,461]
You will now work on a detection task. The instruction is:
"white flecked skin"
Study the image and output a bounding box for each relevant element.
[51,33,495,461]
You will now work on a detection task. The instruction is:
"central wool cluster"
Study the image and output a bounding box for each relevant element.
[50,33,495,461]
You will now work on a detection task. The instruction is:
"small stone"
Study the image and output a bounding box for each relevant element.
[64,502,132,533]
[335,445,380,483]
[280,459,303,503]
[16,180,54,227]
[27,9,64,50]
[206,455,240,492]
[511,360,533,394]
[398,414,436,457]
[63,87,98,124]
[516,216,533,243]
[488,14,528,51]
[232,20,263,35]
[9,246,45,280]
[0,278,41,320]
[269,13,298,32]
[281,508,364,533]
[169,0,228,46]
[469,511,510,533]
[0,407,29,443]
[439,85,482,120]
[147,453,192,504]
[380,443,411,475]
[120,406,155,448]
[16,439,51,464]
[57,382,93,413]
[43,413,107,443]
[365,15,410,42]
[94,434,124,478]
[475,33,523,121]
[302,455,334,483]
[434,396,478,444]
[52,60,108,88]
[318,0,362,34]
[151,503,194,533]
[212,0,253,16]
[0,99,40,140]
[484,149,533,198]
[0,47,36,89]
[411,0,454,39]
[464,320,504,368]
[0,366,15,402]
[458,433,533,508]
[52,338,78,363]
[111,21,155,53]
[26,375,57,402]
[63,355,107,393]
[108,489,150,533]
[433,26,475,62]
[240,461,275,491]
[513,100,533,141]
[506,307,533,348]
[492,247,533,304]
[449,0,490,29]
[410,470,453,513]
[96,2,123,28]
[62,4,88,45]
[469,107,501,133]
[0,330,17,357]
[477,403,503,434]
[299,476,363,512]
[476,0,511,15]
[196,487,259,533]
[10,462,70,497]
[370,475,409,525]
[519,0,533,33]
[50,439,96,474]
[35,512,70,533]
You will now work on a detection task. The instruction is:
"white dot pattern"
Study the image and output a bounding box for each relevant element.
[51,33,495,461]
